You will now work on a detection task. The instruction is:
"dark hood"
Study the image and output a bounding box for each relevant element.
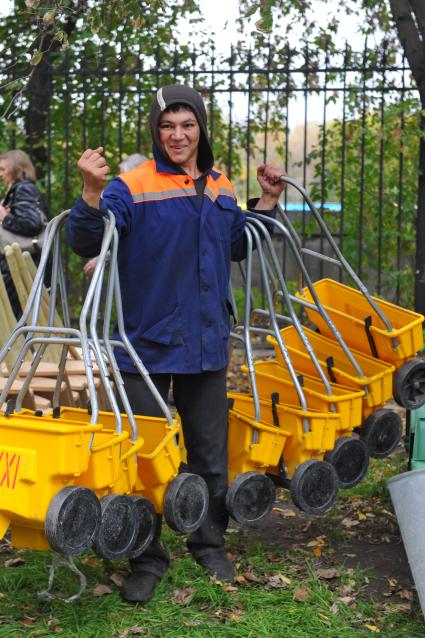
[149,84,214,173]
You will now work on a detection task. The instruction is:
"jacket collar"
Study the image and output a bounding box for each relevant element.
[153,146,221,181]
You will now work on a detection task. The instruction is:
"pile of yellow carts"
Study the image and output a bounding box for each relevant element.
[225,176,424,518]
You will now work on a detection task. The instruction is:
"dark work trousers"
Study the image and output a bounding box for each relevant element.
[119,368,229,578]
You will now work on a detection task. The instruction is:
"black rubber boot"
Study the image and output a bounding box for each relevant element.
[193,548,236,582]
[121,571,162,604]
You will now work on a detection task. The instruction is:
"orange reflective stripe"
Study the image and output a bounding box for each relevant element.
[120,160,236,203]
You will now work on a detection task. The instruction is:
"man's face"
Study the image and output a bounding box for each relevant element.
[159,108,200,169]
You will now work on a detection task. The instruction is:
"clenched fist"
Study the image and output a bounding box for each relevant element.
[254,163,286,210]
[78,147,110,209]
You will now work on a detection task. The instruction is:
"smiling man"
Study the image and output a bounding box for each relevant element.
[66,84,285,604]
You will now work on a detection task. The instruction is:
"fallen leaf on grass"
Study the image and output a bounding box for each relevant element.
[307,535,326,548]
[392,603,412,613]
[116,627,147,637]
[110,573,124,588]
[387,577,398,589]
[272,507,296,518]
[330,602,339,614]
[301,521,312,533]
[242,571,261,583]
[171,587,194,606]
[83,557,98,568]
[357,512,367,520]
[92,584,113,597]
[215,608,243,623]
[4,557,25,568]
[316,568,340,580]
[235,575,247,585]
[223,584,238,593]
[381,509,396,519]
[266,574,291,588]
[341,518,360,528]
[318,612,331,626]
[396,589,414,601]
[182,620,202,627]
[338,596,356,606]
[293,588,310,601]
[364,624,380,633]
[21,616,37,625]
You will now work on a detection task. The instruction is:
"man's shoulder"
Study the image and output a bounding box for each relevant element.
[209,168,236,200]
[119,159,156,195]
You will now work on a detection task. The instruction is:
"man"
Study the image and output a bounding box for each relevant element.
[66,84,285,604]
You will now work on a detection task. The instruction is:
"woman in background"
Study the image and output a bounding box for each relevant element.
[0,150,45,318]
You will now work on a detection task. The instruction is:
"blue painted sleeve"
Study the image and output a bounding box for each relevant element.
[65,177,135,258]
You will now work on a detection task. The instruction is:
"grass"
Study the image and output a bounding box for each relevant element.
[0,454,423,637]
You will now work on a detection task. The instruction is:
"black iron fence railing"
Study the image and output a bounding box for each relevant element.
[0,39,419,313]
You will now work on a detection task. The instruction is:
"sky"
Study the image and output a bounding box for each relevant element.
[0,0,369,124]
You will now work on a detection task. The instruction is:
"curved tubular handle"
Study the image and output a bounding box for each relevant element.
[242,225,261,422]
[277,174,395,337]
[111,268,174,426]
[88,240,126,436]
[78,211,117,424]
[247,216,335,403]
[246,221,309,426]
[246,211,367,385]
[96,225,139,439]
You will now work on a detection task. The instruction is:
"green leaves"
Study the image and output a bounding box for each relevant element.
[30,50,43,65]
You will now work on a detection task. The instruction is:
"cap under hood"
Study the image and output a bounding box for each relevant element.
[149,84,214,173]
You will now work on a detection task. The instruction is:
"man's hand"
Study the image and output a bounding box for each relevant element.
[0,205,10,222]
[78,147,110,209]
[255,164,286,210]
[83,257,98,275]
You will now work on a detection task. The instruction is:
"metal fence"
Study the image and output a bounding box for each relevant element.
[0,37,419,311]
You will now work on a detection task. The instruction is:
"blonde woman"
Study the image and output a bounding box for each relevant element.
[0,150,45,317]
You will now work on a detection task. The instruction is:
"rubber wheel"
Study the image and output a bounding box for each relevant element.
[95,494,139,560]
[163,473,209,533]
[393,359,425,409]
[290,460,339,515]
[226,471,276,524]
[45,486,101,556]
[359,408,403,458]
[324,437,369,489]
[128,496,157,559]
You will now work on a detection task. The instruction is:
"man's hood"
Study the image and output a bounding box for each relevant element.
[149,84,214,173]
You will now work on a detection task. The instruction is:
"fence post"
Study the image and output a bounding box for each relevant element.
[414,116,425,314]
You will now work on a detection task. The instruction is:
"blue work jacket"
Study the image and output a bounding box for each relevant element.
[65,156,256,374]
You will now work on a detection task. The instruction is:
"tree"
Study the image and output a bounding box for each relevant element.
[0,0,198,179]
[240,0,425,312]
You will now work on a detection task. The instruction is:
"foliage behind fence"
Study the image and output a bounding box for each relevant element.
[0,32,420,313]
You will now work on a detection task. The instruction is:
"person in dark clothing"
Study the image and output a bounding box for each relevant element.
[66,84,285,604]
[0,150,45,318]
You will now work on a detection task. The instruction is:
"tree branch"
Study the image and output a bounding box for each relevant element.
[389,0,425,100]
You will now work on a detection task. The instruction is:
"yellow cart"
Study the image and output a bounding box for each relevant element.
[297,278,425,410]
[228,392,341,513]
[267,326,402,458]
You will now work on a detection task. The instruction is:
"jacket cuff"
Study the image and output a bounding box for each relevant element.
[247,197,277,215]
[76,196,107,217]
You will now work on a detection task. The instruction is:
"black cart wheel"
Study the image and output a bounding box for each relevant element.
[163,473,209,533]
[359,408,402,458]
[95,494,139,560]
[393,359,425,409]
[324,437,369,489]
[290,460,339,515]
[45,486,101,556]
[226,471,276,524]
[128,496,157,559]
